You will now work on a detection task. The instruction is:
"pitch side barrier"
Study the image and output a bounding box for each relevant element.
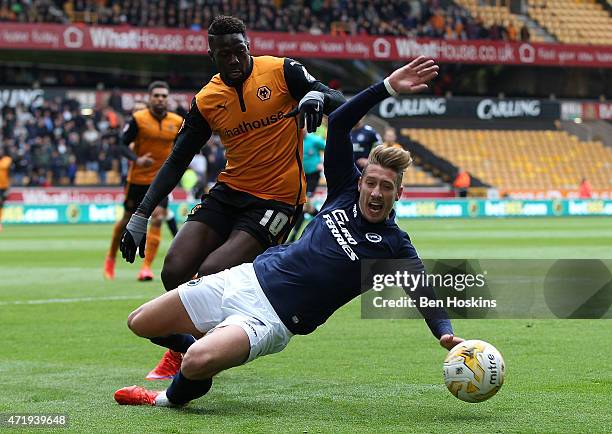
[2,199,611,224]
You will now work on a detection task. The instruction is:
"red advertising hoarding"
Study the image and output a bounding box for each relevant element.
[6,187,188,204]
[1,23,611,67]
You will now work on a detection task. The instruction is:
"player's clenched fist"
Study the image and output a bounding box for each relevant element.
[120,214,148,263]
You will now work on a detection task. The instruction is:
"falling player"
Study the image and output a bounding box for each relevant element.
[114,57,464,407]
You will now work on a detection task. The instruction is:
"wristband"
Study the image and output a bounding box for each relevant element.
[383,77,399,96]
[126,213,149,232]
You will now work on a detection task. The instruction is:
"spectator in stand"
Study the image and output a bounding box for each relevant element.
[453,167,471,198]
[381,127,403,149]
[49,149,65,184]
[98,150,114,184]
[578,177,593,198]
[520,24,531,41]
[67,154,77,185]
[507,21,518,42]
[430,9,446,38]
[0,93,125,187]
[202,135,226,189]
[2,0,513,42]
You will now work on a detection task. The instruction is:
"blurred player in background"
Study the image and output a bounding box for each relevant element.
[287,127,326,242]
[131,99,180,237]
[0,147,12,232]
[104,81,183,281]
[351,117,381,169]
[119,15,346,380]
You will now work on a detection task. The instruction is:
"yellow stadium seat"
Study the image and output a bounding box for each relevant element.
[401,128,612,191]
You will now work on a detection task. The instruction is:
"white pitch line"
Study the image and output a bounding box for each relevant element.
[0,294,151,306]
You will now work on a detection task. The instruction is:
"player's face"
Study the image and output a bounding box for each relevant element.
[149,88,169,114]
[358,164,402,223]
[209,33,251,84]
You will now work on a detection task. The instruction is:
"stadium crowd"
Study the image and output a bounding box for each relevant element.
[0,96,227,187]
[0,97,124,186]
[0,0,530,41]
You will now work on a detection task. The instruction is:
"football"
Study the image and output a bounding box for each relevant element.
[443,340,505,403]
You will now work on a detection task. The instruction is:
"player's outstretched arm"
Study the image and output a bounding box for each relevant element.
[324,57,438,195]
[396,255,456,341]
[386,56,439,95]
[120,101,211,263]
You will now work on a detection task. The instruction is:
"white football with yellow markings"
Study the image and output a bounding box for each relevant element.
[443,339,505,403]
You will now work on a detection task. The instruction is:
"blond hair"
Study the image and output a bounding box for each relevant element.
[365,145,413,188]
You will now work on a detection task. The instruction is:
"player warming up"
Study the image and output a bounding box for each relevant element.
[104,81,183,281]
[114,57,465,407]
[119,16,346,380]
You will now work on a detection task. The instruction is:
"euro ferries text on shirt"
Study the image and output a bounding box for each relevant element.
[323,209,359,261]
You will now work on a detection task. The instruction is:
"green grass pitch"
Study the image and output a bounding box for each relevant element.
[0,217,611,433]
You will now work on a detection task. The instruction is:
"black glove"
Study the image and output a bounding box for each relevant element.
[284,91,324,133]
[120,214,148,263]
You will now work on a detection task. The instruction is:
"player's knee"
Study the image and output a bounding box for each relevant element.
[127,308,147,336]
[127,308,166,338]
[181,347,217,379]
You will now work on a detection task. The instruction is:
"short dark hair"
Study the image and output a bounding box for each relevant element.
[208,15,246,36]
[148,81,169,94]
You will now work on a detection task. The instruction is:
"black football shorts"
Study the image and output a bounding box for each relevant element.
[186,183,299,248]
[124,183,169,213]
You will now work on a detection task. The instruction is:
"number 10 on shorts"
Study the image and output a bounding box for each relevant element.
[259,210,289,236]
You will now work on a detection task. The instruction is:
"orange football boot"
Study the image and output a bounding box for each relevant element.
[114,385,160,406]
[145,350,182,380]
[103,256,115,280]
[137,266,154,281]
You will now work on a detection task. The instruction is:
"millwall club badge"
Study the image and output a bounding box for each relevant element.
[366,233,382,243]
